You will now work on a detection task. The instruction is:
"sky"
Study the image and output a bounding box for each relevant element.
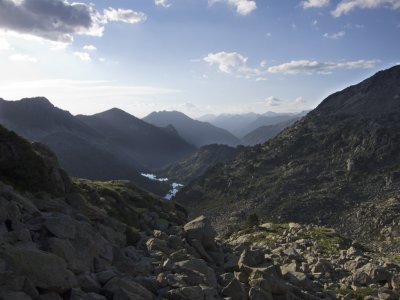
[0,0,399,118]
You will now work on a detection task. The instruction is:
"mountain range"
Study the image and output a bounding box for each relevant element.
[0,98,195,194]
[176,65,400,252]
[199,111,309,138]
[143,111,241,147]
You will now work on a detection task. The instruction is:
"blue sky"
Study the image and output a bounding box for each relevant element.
[0,0,399,118]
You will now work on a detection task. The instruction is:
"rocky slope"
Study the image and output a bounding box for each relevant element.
[158,144,242,184]
[176,65,400,252]
[143,111,241,147]
[2,114,400,299]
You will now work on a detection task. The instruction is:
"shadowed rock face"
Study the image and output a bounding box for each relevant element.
[176,65,400,251]
[0,124,71,195]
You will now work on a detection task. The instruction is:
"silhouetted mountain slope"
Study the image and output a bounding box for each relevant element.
[176,65,400,250]
[158,144,242,184]
[0,98,192,195]
[0,97,97,140]
[143,111,241,147]
[241,117,300,146]
[77,108,195,169]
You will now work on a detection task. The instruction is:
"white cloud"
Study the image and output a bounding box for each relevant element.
[155,0,171,8]
[9,53,37,63]
[295,97,306,104]
[83,44,97,51]
[265,96,282,107]
[103,8,147,24]
[73,52,91,61]
[209,0,257,15]
[302,0,330,9]
[323,30,346,39]
[332,0,400,17]
[0,38,11,50]
[267,59,378,74]
[0,0,146,44]
[204,51,248,74]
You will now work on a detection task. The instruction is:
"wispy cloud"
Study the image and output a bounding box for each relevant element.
[267,59,378,74]
[209,0,257,15]
[83,45,97,51]
[332,0,400,17]
[73,52,91,61]
[323,30,346,39]
[204,51,379,78]
[9,53,37,63]
[302,0,330,9]
[155,0,171,8]
[103,8,147,24]
[204,51,248,74]
[265,96,282,107]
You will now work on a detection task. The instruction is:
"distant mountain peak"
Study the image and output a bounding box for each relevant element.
[15,97,54,108]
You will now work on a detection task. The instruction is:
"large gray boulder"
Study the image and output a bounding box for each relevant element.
[175,259,218,288]
[222,277,247,300]
[103,277,155,300]
[3,246,77,292]
[183,216,216,251]
[44,213,77,239]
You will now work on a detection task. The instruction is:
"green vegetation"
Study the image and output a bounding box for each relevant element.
[246,213,260,227]
[303,226,352,256]
[335,287,374,300]
[73,179,186,231]
[225,222,350,256]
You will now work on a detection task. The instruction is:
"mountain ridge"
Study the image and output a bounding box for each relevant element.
[0,98,195,195]
[143,110,241,147]
[176,65,400,252]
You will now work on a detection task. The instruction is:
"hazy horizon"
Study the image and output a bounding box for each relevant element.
[0,0,399,118]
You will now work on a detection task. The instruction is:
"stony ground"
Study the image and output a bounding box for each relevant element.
[1,179,400,300]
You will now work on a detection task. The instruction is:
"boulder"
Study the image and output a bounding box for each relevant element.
[248,287,273,300]
[238,249,265,268]
[222,278,247,300]
[167,286,204,300]
[0,291,31,300]
[146,238,171,254]
[103,277,155,300]
[183,216,216,251]
[354,263,391,285]
[175,259,218,288]
[44,214,77,239]
[3,246,77,292]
